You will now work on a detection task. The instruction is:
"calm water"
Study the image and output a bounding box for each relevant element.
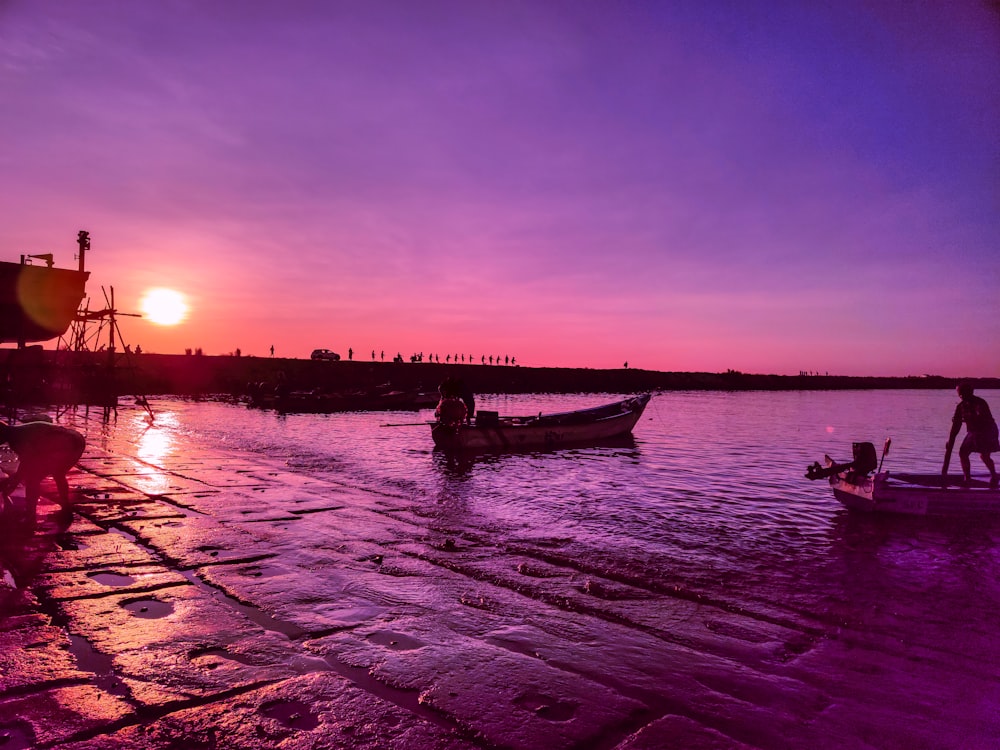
[68,388,1000,746]
[77,388,1000,619]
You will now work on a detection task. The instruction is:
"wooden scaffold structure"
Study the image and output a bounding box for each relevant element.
[57,286,153,421]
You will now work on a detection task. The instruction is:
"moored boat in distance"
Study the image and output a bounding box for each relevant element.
[432,393,651,451]
[807,440,1000,515]
[247,384,437,414]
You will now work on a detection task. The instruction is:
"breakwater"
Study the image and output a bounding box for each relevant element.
[33,350,1000,398]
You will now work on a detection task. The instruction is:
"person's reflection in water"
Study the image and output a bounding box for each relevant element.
[432,449,476,479]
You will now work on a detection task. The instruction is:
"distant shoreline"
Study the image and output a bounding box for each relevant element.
[37,350,1000,398]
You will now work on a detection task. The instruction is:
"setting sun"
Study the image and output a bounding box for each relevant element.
[139,288,188,326]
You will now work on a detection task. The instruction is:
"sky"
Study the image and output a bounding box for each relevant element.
[1,1,998,377]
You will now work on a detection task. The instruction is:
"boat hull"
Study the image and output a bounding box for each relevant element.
[830,472,1000,515]
[432,394,650,451]
[0,261,89,343]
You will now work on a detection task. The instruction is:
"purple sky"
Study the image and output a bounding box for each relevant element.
[2,1,998,376]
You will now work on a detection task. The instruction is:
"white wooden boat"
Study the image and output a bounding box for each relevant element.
[432,394,651,452]
[807,441,1000,515]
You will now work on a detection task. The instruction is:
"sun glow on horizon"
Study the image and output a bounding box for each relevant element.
[139,288,188,326]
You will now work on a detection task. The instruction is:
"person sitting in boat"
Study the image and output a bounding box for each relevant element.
[435,378,467,429]
[948,383,999,487]
[0,420,86,524]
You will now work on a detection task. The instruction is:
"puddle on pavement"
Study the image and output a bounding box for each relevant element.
[121,597,174,619]
[0,722,33,750]
[67,634,132,700]
[260,698,320,730]
[237,563,285,578]
[87,570,136,587]
[81,490,117,501]
[514,690,578,721]
[55,536,83,551]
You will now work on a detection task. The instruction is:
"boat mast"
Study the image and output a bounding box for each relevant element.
[77,230,89,273]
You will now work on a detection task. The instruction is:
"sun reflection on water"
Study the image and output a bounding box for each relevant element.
[138,427,175,465]
[119,410,182,495]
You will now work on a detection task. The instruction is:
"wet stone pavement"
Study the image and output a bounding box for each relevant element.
[6,420,988,749]
[1,436,679,750]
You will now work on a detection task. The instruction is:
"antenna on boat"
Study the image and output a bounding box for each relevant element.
[878,437,891,472]
[20,253,54,267]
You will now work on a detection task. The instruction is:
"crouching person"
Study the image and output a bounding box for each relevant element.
[0,421,86,524]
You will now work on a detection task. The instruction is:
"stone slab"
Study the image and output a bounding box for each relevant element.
[59,672,479,750]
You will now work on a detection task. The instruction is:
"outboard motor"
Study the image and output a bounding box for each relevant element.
[852,442,877,475]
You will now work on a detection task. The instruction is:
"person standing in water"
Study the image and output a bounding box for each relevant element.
[947,382,999,486]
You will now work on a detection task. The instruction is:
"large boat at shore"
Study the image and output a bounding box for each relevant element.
[806,441,1000,515]
[0,232,128,409]
[432,393,651,451]
[0,253,89,344]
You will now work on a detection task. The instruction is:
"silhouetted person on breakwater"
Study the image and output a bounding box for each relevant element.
[947,383,999,486]
[0,421,86,525]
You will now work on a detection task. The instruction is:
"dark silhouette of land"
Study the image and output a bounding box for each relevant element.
[18,350,998,401]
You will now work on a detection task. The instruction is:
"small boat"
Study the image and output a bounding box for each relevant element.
[432,394,651,452]
[806,440,1000,515]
